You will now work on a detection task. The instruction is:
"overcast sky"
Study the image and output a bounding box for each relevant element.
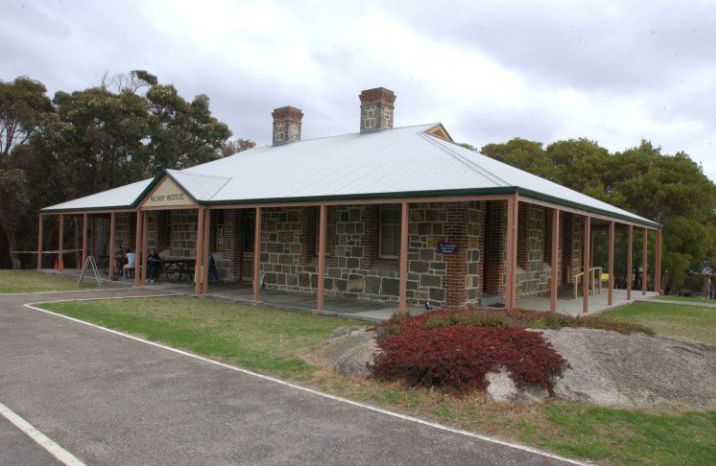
[2,0,715,180]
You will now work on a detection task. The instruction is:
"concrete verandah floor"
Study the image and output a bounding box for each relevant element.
[206,282,402,322]
[518,288,660,316]
[43,269,659,320]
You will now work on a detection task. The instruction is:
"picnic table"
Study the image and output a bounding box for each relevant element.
[161,258,196,282]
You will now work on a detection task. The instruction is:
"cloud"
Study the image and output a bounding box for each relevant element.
[1,0,714,180]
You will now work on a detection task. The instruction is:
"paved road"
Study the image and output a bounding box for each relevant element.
[0,289,577,465]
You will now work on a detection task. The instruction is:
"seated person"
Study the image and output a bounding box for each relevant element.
[114,244,126,276]
[123,249,136,278]
[147,249,162,282]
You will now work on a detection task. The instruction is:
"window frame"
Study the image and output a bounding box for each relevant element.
[213,210,225,252]
[378,204,401,260]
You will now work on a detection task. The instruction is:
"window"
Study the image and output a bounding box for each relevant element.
[379,205,401,259]
[240,212,254,253]
[213,210,225,252]
[157,211,171,252]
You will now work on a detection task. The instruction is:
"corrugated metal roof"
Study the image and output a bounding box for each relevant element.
[42,178,153,212]
[41,123,658,227]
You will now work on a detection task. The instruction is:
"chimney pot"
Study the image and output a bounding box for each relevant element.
[272,106,303,145]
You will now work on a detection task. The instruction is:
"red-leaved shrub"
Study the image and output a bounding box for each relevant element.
[372,325,566,395]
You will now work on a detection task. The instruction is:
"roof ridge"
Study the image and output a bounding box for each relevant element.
[419,133,511,187]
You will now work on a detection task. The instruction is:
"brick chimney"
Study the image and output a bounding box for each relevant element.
[359,87,395,133]
[272,106,303,145]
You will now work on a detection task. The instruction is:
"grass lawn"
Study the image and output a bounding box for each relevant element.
[39,296,716,465]
[42,297,358,378]
[603,302,716,345]
[0,270,108,293]
[657,295,715,304]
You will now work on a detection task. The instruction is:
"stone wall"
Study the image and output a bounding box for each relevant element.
[255,202,486,308]
[114,213,133,251]
[169,210,198,258]
[516,205,551,297]
[130,200,583,306]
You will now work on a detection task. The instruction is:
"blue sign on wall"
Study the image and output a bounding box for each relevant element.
[437,241,459,255]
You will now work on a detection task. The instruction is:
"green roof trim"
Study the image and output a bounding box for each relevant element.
[40,183,659,228]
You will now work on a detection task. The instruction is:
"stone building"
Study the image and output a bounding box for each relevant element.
[38,87,662,315]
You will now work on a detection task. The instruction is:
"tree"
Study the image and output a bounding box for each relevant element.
[222,138,256,157]
[0,77,52,157]
[143,83,232,173]
[480,138,553,179]
[0,169,31,268]
[478,137,716,292]
[0,71,238,269]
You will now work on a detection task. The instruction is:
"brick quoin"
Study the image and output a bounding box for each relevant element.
[444,202,468,309]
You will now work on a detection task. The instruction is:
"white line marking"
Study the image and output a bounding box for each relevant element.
[23,298,589,466]
[0,401,86,466]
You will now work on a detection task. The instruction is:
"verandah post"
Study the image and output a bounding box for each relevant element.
[317,204,327,312]
[202,209,211,294]
[608,221,615,306]
[36,214,43,270]
[252,207,262,303]
[582,216,591,314]
[81,213,88,268]
[642,227,648,295]
[194,208,205,295]
[626,225,633,300]
[108,212,116,281]
[398,201,409,314]
[134,210,142,287]
[58,214,64,271]
[655,228,662,294]
[549,209,560,313]
[504,195,518,310]
[141,211,149,286]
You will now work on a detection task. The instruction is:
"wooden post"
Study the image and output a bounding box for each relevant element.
[81,213,88,268]
[194,208,205,295]
[642,227,648,295]
[89,216,94,257]
[317,204,327,312]
[36,214,43,270]
[202,209,211,294]
[626,225,633,300]
[504,196,518,310]
[655,228,662,294]
[550,209,560,313]
[108,212,116,281]
[252,207,262,303]
[582,216,591,314]
[134,210,142,287]
[58,214,64,271]
[399,201,409,314]
[141,211,149,286]
[608,221,615,306]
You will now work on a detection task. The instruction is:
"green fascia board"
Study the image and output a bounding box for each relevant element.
[41,182,660,228]
[515,188,661,228]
